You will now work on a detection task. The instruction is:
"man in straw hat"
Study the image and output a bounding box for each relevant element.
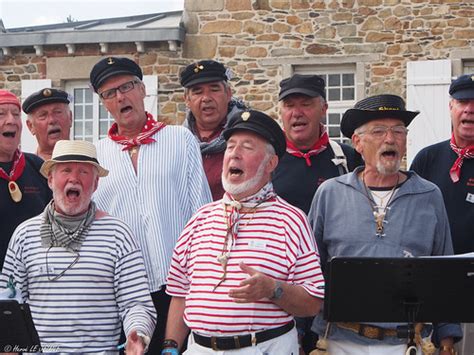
[306,94,462,354]
[162,110,324,355]
[1,140,156,354]
[0,89,51,269]
[89,56,211,353]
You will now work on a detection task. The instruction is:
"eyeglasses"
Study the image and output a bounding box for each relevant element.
[98,80,140,100]
[358,125,408,139]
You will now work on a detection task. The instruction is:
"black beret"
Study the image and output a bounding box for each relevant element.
[89,57,143,92]
[449,74,474,100]
[223,110,286,158]
[22,88,70,114]
[340,94,419,138]
[279,74,326,101]
[180,60,230,88]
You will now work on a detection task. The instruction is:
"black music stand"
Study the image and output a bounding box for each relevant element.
[0,300,41,351]
[324,257,474,351]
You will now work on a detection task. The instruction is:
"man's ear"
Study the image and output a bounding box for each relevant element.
[265,154,279,174]
[26,118,35,135]
[352,133,363,154]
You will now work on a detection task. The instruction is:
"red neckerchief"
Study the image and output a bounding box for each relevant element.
[0,149,26,186]
[286,125,329,167]
[449,133,474,183]
[108,112,166,151]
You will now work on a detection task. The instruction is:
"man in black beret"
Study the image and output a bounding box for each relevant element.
[163,109,324,355]
[89,56,212,354]
[181,59,247,201]
[272,74,362,354]
[411,73,474,354]
[307,94,462,354]
[23,88,72,161]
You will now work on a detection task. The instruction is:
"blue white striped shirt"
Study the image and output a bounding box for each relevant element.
[1,214,156,354]
[94,125,212,292]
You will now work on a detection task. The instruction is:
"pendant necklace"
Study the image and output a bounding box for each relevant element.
[362,172,399,238]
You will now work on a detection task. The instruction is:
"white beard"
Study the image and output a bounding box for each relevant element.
[222,159,267,198]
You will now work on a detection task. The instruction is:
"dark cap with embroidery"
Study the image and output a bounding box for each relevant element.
[449,74,474,100]
[22,88,70,114]
[180,60,230,88]
[89,57,143,92]
[340,94,419,138]
[223,110,286,158]
[279,74,326,101]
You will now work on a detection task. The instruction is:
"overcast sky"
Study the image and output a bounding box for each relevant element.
[1,0,184,29]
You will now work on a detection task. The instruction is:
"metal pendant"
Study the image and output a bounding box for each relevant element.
[8,181,22,203]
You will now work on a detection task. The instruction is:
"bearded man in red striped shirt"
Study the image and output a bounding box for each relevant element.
[162,110,325,355]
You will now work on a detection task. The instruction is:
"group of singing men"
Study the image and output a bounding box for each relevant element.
[0,56,472,355]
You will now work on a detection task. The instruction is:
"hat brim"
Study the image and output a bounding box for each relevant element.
[279,88,324,101]
[40,158,109,178]
[451,89,474,100]
[24,97,70,114]
[183,76,226,88]
[340,109,419,138]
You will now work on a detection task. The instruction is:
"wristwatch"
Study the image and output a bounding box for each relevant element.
[270,280,284,300]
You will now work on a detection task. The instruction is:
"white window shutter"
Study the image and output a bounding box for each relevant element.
[143,75,158,118]
[20,79,52,154]
[406,60,451,166]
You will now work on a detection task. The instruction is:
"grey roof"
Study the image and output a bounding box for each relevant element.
[0,11,185,48]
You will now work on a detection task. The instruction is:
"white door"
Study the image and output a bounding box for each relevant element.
[406,59,452,166]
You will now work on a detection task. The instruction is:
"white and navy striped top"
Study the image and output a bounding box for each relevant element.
[94,125,212,292]
[166,196,325,335]
[1,214,156,354]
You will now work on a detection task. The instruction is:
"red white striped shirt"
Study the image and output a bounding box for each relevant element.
[166,196,325,335]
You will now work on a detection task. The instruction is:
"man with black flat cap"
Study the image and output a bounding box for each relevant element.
[272,73,362,354]
[411,74,474,256]
[162,110,324,355]
[181,60,247,200]
[307,94,462,354]
[23,88,72,161]
[89,56,212,353]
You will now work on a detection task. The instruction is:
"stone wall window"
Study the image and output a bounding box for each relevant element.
[463,60,474,74]
[68,82,113,143]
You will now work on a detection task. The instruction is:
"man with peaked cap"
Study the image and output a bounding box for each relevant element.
[411,74,474,355]
[0,89,51,268]
[162,110,324,355]
[1,140,156,354]
[23,88,72,161]
[89,56,212,353]
[411,74,474,255]
[181,59,247,200]
[272,74,362,353]
[307,94,462,354]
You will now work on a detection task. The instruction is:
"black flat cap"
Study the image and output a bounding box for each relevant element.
[279,74,326,101]
[341,94,419,138]
[180,60,230,88]
[90,57,143,92]
[22,88,70,114]
[223,110,286,158]
[449,74,474,100]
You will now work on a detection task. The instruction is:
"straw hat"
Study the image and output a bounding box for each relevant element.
[40,140,109,178]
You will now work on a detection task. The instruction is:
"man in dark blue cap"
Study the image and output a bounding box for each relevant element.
[272,74,362,353]
[307,94,462,354]
[411,74,474,354]
[180,60,247,201]
[411,74,474,255]
[89,56,212,353]
[162,110,324,355]
[23,88,72,161]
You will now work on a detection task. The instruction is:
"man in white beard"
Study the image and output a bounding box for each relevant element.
[162,110,325,355]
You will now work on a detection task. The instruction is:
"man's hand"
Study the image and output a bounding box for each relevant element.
[228,262,275,303]
[125,330,146,355]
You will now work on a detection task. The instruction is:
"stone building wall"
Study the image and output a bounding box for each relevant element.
[0,0,473,124]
